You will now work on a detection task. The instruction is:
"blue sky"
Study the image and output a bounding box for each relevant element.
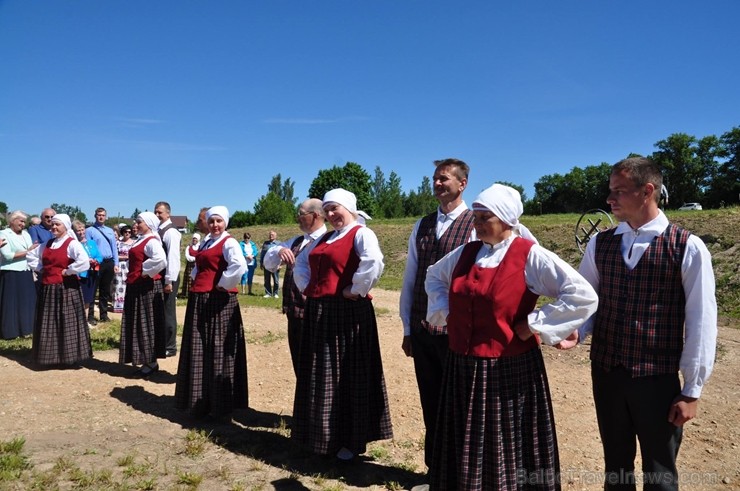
[1,1,738,222]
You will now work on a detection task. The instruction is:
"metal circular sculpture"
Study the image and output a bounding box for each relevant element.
[575,209,614,253]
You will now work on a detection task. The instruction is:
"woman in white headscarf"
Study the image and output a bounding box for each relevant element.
[119,211,167,377]
[291,188,393,462]
[26,213,92,367]
[424,183,599,490]
[175,206,248,421]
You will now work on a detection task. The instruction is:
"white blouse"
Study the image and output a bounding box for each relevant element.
[130,233,167,279]
[425,236,598,346]
[293,222,384,298]
[27,236,90,276]
[191,233,247,291]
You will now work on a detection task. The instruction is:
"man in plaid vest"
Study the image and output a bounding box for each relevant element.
[577,157,717,491]
[263,198,327,377]
[399,158,476,477]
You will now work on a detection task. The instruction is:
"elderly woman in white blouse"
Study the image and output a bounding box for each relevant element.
[291,188,393,462]
[0,210,39,340]
[175,206,248,421]
[119,211,167,377]
[424,183,598,490]
[27,214,92,367]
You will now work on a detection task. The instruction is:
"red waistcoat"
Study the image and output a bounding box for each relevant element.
[304,226,361,298]
[126,236,161,284]
[191,237,236,293]
[41,237,77,286]
[447,238,539,357]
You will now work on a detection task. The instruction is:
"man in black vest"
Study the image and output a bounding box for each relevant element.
[399,158,475,477]
[155,201,181,357]
[263,198,327,376]
[577,157,717,491]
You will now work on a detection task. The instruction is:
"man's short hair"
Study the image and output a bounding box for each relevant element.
[155,201,171,213]
[95,207,107,216]
[434,158,470,181]
[612,157,663,203]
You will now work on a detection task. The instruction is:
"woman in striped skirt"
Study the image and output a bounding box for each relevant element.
[424,184,599,490]
[175,206,248,421]
[292,188,393,462]
[119,212,166,377]
[27,214,92,367]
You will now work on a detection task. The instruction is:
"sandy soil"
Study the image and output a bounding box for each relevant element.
[1,288,738,490]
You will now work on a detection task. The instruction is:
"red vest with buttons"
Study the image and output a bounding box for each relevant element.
[191,237,237,293]
[304,226,361,298]
[41,237,78,286]
[126,236,161,284]
[447,238,539,357]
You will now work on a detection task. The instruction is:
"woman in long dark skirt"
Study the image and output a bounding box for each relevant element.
[0,210,38,340]
[27,214,92,367]
[175,206,248,421]
[119,212,166,377]
[292,188,393,462]
[425,184,599,490]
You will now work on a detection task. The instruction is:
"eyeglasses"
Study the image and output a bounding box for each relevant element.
[297,211,313,217]
[43,215,53,219]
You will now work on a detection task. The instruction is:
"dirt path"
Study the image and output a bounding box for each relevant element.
[1,289,738,490]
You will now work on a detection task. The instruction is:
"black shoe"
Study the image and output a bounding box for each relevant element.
[165,350,177,358]
[99,316,111,323]
[136,363,159,378]
[87,318,98,326]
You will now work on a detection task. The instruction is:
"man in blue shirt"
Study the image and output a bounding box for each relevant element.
[28,207,55,244]
[86,207,119,323]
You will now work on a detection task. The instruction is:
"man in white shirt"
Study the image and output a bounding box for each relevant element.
[577,157,717,491]
[155,201,181,358]
[399,158,476,474]
[264,198,327,376]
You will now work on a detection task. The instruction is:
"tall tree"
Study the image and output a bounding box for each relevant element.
[404,176,437,217]
[307,162,375,216]
[269,174,298,206]
[252,192,295,225]
[705,126,740,208]
[650,133,707,207]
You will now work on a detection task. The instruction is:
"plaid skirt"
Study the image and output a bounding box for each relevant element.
[175,290,248,417]
[430,348,560,491]
[32,282,92,366]
[0,270,36,340]
[292,296,393,456]
[119,279,166,365]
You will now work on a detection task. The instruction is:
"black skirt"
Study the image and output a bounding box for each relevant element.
[292,296,393,456]
[430,348,560,490]
[0,270,37,339]
[175,290,248,417]
[119,279,166,365]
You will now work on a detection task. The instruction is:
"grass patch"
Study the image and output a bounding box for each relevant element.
[0,437,32,481]
[176,470,204,486]
[183,429,214,458]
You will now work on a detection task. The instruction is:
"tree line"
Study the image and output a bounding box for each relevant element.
[2,125,736,228]
[230,125,738,226]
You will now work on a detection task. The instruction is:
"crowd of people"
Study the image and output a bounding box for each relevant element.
[0,156,719,490]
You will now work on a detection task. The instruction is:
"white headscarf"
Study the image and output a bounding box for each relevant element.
[192,233,201,241]
[138,211,160,234]
[472,183,538,243]
[51,213,76,240]
[322,188,372,223]
[206,206,229,228]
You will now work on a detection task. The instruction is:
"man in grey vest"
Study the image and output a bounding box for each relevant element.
[155,201,181,357]
[577,157,717,491]
[399,158,476,478]
[263,198,327,376]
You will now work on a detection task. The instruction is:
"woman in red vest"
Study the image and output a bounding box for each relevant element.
[119,211,166,377]
[175,206,248,422]
[292,188,393,462]
[424,184,599,490]
[27,213,92,367]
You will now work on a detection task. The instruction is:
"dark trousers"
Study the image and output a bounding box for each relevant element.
[263,268,280,295]
[97,259,115,319]
[164,278,179,354]
[592,365,683,491]
[410,327,449,469]
[286,314,302,377]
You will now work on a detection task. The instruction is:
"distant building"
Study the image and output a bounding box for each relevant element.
[170,215,189,233]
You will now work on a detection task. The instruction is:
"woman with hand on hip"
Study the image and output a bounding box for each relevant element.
[291,188,393,462]
[424,184,598,490]
[175,206,248,421]
[119,212,166,377]
[27,214,92,367]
